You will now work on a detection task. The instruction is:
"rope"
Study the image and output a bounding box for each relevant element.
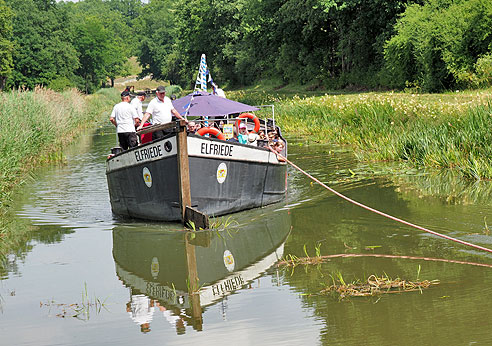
[277,253,492,269]
[275,151,492,255]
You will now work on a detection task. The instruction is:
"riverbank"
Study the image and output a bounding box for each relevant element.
[0,87,119,258]
[230,88,492,180]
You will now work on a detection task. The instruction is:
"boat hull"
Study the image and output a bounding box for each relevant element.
[106,134,287,221]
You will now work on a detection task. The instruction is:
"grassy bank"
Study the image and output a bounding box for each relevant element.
[231,88,492,180]
[0,87,119,259]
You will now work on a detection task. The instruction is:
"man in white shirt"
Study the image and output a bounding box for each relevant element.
[130,91,146,126]
[109,90,139,150]
[137,85,187,140]
[126,295,155,334]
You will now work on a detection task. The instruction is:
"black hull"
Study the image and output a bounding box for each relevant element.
[106,134,287,221]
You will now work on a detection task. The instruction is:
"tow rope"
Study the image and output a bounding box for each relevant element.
[275,151,492,255]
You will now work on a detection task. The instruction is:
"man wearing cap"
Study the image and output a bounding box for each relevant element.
[110,90,139,150]
[137,85,187,140]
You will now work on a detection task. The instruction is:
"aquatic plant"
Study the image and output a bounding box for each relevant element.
[483,217,490,236]
[40,283,108,320]
[281,244,324,268]
[321,272,439,299]
[274,89,492,180]
[186,220,198,232]
[209,216,239,233]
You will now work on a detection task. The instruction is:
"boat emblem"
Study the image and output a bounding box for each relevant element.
[142,167,152,187]
[223,250,235,272]
[151,257,159,279]
[216,162,227,184]
[164,141,172,152]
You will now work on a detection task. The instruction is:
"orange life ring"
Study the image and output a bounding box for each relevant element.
[236,113,261,133]
[196,127,226,140]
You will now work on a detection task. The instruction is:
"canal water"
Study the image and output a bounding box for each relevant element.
[2,124,492,345]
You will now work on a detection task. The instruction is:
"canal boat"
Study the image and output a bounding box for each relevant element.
[112,207,291,332]
[106,95,287,222]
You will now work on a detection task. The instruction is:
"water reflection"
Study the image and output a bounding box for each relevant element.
[112,207,291,334]
[5,130,492,345]
[393,169,492,206]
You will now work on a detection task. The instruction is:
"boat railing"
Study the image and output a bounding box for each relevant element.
[184,104,275,135]
[136,120,186,135]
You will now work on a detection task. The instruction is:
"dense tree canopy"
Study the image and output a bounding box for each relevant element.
[6,0,79,90]
[0,0,13,90]
[1,0,491,92]
[385,0,492,91]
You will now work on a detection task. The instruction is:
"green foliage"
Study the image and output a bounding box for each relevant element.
[165,84,182,97]
[48,76,76,92]
[6,0,79,90]
[132,0,178,82]
[474,53,492,87]
[385,0,492,91]
[0,0,13,87]
[4,0,131,93]
[0,87,118,260]
[275,90,492,179]
[4,0,492,94]
[134,0,416,90]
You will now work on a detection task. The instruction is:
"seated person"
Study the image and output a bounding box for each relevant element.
[247,132,259,146]
[267,130,279,147]
[274,139,285,153]
[227,135,239,143]
[237,123,248,144]
[187,121,199,133]
[226,126,239,143]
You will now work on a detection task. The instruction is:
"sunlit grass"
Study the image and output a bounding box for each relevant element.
[0,87,119,260]
[259,89,492,180]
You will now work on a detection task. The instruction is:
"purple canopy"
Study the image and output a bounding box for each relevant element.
[173,91,259,118]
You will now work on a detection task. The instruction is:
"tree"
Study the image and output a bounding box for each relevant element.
[133,0,178,82]
[62,0,130,92]
[6,0,78,90]
[71,15,113,93]
[385,0,492,91]
[0,0,13,90]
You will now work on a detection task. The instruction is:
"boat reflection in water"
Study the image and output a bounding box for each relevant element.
[112,206,291,334]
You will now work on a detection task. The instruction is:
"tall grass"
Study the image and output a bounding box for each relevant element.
[0,87,119,259]
[274,90,492,180]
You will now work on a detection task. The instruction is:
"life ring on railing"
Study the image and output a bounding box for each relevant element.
[236,113,261,133]
[196,127,226,140]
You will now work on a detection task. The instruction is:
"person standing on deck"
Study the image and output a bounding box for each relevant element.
[137,85,187,140]
[131,91,146,127]
[109,90,139,150]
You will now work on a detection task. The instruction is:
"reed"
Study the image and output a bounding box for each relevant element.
[0,87,119,260]
[272,90,492,180]
[40,283,108,320]
[0,87,118,205]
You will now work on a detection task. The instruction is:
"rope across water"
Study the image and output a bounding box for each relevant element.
[277,152,492,255]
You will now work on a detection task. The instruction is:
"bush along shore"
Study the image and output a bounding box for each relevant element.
[270,89,492,180]
[0,87,119,259]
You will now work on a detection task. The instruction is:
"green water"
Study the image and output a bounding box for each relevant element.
[1,126,492,345]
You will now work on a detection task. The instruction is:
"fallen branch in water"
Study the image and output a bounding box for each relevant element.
[321,273,439,299]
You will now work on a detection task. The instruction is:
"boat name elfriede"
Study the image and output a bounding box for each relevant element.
[211,275,245,296]
[135,145,163,162]
[201,143,233,157]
